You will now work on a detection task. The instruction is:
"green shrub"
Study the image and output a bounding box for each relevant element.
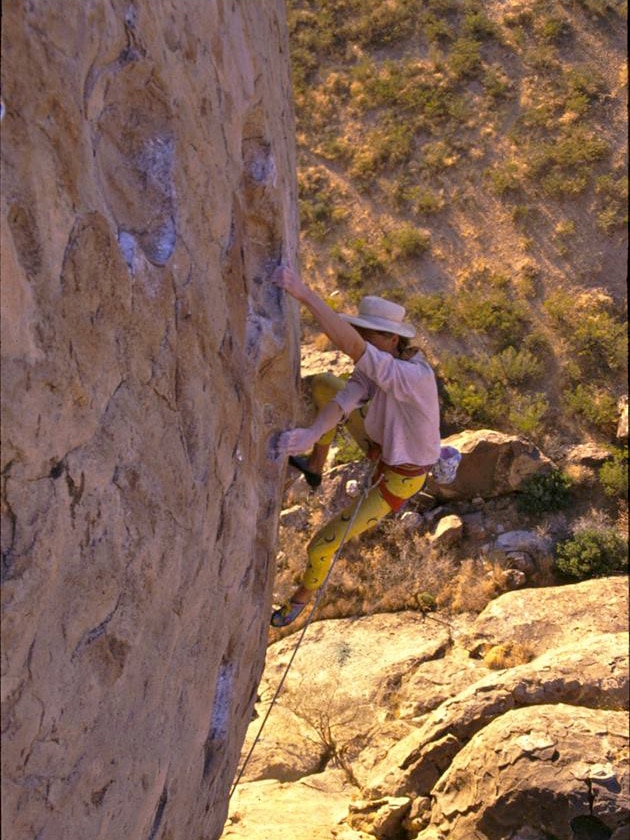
[487,161,522,195]
[455,290,528,348]
[599,446,629,498]
[563,66,606,110]
[536,15,571,43]
[350,120,415,179]
[406,293,451,332]
[288,8,338,92]
[334,237,385,288]
[595,172,629,232]
[345,2,418,47]
[462,9,497,40]
[524,127,610,196]
[298,169,348,240]
[555,529,628,580]
[563,384,620,433]
[442,379,491,424]
[482,65,513,99]
[597,205,627,233]
[503,8,533,28]
[448,36,483,79]
[389,183,444,216]
[422,12,455,43]
[573,0,626,17]
[544,290,628,373]
[382,224,431,259]
[420,140,459,172]
[507,392,549,438]
[482,346,544,386]
[517,469,573,514]
[541,170,589,197]
[511,204,534,226]
[526,44,560,73]
[417,591,437,612]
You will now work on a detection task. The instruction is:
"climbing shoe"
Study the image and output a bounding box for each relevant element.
[288,455,322,489]
[270,599,308,628]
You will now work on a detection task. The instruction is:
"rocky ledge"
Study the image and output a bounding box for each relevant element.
[225,576,629,840]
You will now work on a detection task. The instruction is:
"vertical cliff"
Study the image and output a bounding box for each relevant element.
[0,2,299,838]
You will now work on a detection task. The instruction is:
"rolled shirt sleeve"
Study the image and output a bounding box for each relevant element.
[332,368,374,417]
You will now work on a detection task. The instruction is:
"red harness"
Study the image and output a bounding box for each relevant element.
[372,460,430,512]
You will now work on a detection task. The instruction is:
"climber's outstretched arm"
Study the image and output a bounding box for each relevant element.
[275,400,343,456]
[271,264,366,363]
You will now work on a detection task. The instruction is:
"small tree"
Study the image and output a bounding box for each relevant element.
[285,674,373,789]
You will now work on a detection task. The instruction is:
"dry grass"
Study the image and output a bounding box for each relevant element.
[483,641,535,670]
[274,486,558,627]
[435,556,504,614]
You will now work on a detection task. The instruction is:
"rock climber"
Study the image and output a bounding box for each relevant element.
[269,263,441,628]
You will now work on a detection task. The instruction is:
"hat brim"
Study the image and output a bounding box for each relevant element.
[341,313,416,339]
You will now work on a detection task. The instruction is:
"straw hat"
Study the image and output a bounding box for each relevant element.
[340,295,416,338]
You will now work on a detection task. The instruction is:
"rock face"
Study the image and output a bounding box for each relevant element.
[1,4,298,840]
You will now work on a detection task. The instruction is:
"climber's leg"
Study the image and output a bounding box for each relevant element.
[301,468,428,591]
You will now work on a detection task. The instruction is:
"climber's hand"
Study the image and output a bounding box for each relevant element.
[270,264,309,302]
[276,427,320,457]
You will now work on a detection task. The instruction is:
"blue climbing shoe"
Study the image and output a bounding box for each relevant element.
[270,599,308,628]
[288,455,322,489]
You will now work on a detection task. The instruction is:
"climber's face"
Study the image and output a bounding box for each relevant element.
[356,327,400,356]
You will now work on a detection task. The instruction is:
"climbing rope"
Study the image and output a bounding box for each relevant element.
[228,467,378,801]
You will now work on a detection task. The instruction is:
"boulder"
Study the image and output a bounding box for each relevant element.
[493,529,552,558]
[399,511,424,531]
[227,580,629,840]
[241,613,452,783]
[425,429,554,501]
[430,514,464,546]
[279,504,310,530]
[415,704,629,840]
[460,512,486,539]
[489,529,552,578]
[344,797,412,839]
[467,576,628,655]
[367,631,628,799]
[563,442,613,467]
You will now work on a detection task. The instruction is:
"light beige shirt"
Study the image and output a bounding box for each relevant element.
[333,343,441,467]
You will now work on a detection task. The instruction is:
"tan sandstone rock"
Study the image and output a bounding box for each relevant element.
[415,704,629,840]
[225,579,629,840]
[236,612,453,785]
[224,770,355,840]
[1,4,299,840]
[466,576,628,655]
[367,630,628,799]
[429,514,464,547]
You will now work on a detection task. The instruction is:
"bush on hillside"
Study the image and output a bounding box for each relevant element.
[563,384,619,435]
[517,469,572,514]
[555,528,628,580]
[599,446,629,499]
